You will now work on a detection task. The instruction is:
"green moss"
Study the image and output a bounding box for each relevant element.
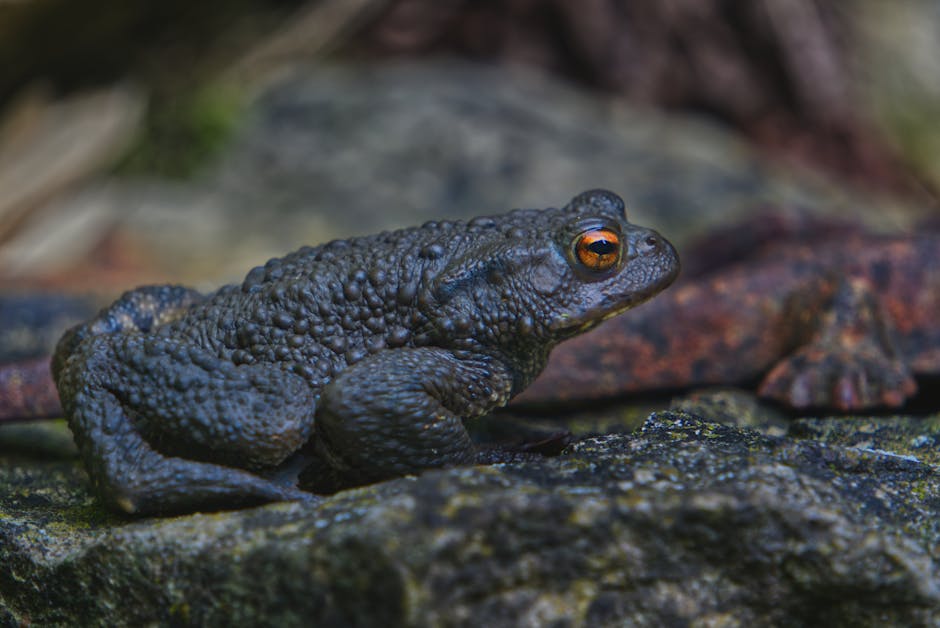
[57,503,119,529]
[169,602,191,623]
[879,99,940,186]
[791,415,940,465]
[116,83,244,178]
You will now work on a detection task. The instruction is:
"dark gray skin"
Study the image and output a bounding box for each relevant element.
[52,190,679,515]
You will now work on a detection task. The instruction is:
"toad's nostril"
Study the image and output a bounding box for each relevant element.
[636,234,660,254]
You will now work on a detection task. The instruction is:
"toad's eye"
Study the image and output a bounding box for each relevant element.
[573,228,622,272]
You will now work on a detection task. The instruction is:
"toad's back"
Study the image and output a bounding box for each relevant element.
[161,209,574,385]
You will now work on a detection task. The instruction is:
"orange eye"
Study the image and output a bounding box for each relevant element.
[573,228,622,271]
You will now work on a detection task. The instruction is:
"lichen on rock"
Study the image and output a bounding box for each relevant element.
[2,409,939,625]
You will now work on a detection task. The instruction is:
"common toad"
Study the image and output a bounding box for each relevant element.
[52,190,679,514]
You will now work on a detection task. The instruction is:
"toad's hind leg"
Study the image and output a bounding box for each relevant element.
[53,285,205,380]
[59,336,318,515]
[74,394,311,514]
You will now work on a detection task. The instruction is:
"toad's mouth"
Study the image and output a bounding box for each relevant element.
[551,293,658,337]
[550,262,680,337]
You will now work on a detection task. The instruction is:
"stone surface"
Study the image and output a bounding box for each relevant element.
[0,293,97,422]
[2,410,939,625]
[0,293,98,362]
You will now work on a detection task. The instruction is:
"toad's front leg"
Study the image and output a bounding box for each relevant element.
[304,347,515,491]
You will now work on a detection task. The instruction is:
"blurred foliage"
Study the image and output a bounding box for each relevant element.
[853,0,940,193]
[352,0,934,198]
[885,100,940,190]
[116,85,244,178]
[0,0,301,100]
[0,0,305,177]
[2,0,938,194]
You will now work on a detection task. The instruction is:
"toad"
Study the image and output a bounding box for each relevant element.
[52,190,679,514]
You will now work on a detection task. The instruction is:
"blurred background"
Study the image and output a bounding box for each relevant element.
[0,0,938,298]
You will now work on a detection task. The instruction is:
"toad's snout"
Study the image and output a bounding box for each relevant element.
[625,226,680,284]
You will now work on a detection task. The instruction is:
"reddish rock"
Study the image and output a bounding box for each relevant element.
[521,223,940,411]
[0,357,61,421]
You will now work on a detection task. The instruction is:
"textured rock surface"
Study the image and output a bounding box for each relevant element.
[2,409,939,626]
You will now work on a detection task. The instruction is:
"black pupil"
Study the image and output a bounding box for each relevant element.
[587,239,616,255]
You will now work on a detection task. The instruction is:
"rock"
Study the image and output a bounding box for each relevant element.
[23,61,904,286]
[0,293,98,362]
[0,293,97,422]
[204,60,920,250]
[669,387,791,436]
[2,411,938,625]
[353,0,930,196]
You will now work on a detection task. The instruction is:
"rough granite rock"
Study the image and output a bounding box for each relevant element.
[2,410,939,626]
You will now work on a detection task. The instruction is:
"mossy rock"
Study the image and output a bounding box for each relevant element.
[2,410,939,625]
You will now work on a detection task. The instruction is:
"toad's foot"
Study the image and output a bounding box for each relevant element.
[759,277,916,411]
[759,345,916,411]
